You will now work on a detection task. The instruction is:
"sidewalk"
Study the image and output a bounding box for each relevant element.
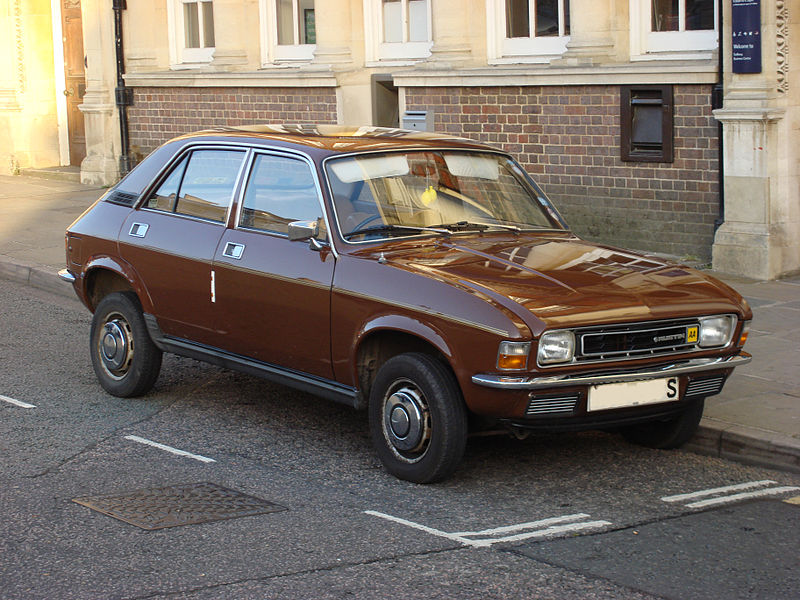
[1,174,798,474]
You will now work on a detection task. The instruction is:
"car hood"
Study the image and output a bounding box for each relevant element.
[367,234,748,332]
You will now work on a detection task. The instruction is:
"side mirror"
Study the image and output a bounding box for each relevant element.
[287,220,319,242]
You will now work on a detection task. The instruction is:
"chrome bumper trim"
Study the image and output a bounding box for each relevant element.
[471,353,752,390]
[58,268,76,284]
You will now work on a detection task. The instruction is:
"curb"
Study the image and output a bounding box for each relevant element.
[0,256,78,301]
[687,418,800,474]
[1,255,798,476]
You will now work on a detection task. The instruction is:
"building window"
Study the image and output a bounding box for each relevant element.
[260,0,316,63]
[168,0,215,66]
[364,0,432,64]
[620,85,674,163]
[488,0,570,63]
[630,0,717,59]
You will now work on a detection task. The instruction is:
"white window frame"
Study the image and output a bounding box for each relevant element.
[487,0,570,64]
[630,0,718,61]
[259,0,316,65]
[167,0,215,68]
[364,0,433,65]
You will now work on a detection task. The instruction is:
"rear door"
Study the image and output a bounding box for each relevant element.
[120,147,247,345]
[212,151,336,379]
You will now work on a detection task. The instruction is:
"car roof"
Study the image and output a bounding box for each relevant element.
[170,124,499,156]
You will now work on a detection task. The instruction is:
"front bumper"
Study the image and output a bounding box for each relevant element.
[471,352,751,390]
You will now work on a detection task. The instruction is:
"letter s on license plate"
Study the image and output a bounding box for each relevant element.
[587,377,679,412]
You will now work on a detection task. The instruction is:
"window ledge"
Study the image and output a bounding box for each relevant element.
[124,69,339,88]
[393,60,719,87]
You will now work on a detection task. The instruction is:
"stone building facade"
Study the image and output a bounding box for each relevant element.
[4,1,798,279]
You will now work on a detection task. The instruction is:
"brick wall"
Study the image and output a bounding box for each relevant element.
[405,85,719,261]
[127,86,338,156]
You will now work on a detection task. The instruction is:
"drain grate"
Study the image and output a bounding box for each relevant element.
[73,482,286,530]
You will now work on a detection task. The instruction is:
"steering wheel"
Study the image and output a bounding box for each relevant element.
[349,213,383,233]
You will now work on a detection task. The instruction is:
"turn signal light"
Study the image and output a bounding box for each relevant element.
[738,321,751,347]
[497,341,531,371]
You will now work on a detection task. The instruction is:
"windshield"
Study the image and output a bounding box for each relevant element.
[325,151,565,241]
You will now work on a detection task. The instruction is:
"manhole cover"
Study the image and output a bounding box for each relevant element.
[73,482,286,530]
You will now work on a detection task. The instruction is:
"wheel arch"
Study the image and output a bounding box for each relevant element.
[353,316,460,408]
[83,256,152,313]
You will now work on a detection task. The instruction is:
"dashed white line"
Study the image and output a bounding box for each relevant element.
[124,435,216,463]
[365,510,611,548]
[686,486,800,509]
[1,394,36,409]
[661,480,777,503]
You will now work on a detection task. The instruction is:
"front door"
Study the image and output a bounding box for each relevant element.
[213,151,335,379]
[61,0,86,166]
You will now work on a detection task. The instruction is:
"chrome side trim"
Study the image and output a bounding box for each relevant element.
[58,268,76,284]
[471,353,752,390]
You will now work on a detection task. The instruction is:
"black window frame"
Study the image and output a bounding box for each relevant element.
[620,85,674,163]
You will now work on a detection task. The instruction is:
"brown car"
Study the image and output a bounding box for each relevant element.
[60,125,752,483]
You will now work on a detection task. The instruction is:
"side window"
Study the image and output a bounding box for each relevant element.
[239,154,322,235]
[175,150,246,222]
[147,155,188,212]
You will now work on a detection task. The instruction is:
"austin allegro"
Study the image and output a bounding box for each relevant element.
[60,125,752,483]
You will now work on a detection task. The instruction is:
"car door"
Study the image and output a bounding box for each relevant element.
[120,147,247,346]
[212,151,336,379]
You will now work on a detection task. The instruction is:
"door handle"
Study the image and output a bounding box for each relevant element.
[222,242,245,259]
[63,88,74,97]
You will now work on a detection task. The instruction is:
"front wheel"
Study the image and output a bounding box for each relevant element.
[621,398,705,449]
[90,292,162,398]
[369,353,467,484]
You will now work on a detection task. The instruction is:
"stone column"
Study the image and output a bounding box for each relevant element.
[551,0,614,66]
[711,0,799,279]
[309,0,352,69]
[426,0,472,68]
[209,0,256,70]
[78,0,119,185]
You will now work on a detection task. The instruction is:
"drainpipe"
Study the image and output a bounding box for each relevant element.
[113,0,133,175]
[712,0,725,231]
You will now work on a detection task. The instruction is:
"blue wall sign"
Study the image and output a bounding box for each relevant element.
[732,0,762,74]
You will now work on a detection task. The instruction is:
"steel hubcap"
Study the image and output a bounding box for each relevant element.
[383,385,428,453]
[100,318,132,374]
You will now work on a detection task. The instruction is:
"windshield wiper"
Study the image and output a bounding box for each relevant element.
[343,224,450,240]
[431,221,490,232]
[433,221,524,234]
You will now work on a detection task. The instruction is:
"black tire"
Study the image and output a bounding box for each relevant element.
[369,353,468,484]
[90,292,162,398]
[621,398,705,449]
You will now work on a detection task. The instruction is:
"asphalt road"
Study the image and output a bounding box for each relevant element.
[1,280,798,600]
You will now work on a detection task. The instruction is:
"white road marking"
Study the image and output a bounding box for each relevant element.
[365,510,611,548]
[469,520,614,546]
[124,435,216,463]
[1,395,36,409]
[686,486,800,509]
[661,480,777,503]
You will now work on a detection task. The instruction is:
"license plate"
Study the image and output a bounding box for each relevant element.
[587,377,679,412]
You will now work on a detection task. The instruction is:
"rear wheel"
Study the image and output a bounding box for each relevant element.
[90,292,162,398]
[621,398,705,449]
[369,353,467,484]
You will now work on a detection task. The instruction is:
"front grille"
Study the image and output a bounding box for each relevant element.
[685,375,726,398]
[574,318,699,363]
[526,394,580,416]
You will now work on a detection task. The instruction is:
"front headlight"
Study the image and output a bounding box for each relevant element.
[698,315,735,348]
[537,330,575,365]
